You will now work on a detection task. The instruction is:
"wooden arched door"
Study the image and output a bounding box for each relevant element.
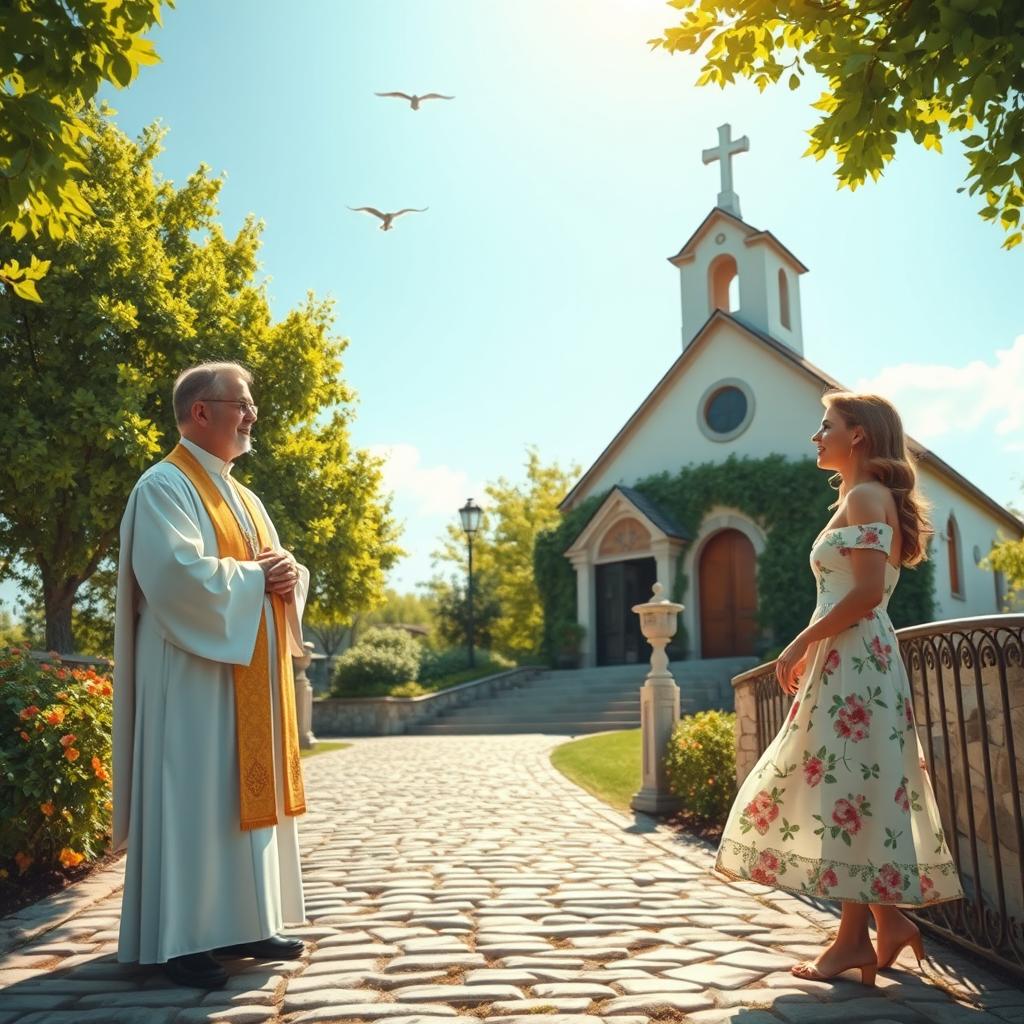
[699,529,758,658]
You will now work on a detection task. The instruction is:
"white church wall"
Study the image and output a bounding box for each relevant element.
[581,323,824,500]
[916,467,1013,620]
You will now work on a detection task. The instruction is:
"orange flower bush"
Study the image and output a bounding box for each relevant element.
[664,710,737,824]
[0,647,113,875]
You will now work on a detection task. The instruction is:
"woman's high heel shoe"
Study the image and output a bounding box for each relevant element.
[877,930,925,970]
[791,959,878,986]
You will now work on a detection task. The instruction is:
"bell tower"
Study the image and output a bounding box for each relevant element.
[668,124,808,354]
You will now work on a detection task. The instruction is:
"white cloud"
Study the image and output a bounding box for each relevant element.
[367,443,487,590]
[368,443,482,518]
[854,336,1024,449]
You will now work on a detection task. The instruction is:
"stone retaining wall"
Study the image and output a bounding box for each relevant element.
[313,666,541,736]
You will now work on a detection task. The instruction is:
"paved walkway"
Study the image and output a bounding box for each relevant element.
[1,735,1021,1024]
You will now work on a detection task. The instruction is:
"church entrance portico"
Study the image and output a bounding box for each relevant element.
[595,556,657,666]
[564,487,690,669]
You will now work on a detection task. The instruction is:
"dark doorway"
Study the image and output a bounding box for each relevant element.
[596,557,657,666]
[699,529,758,657]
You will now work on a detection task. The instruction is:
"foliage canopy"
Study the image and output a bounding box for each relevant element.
[0,1,170,299]
[0,110,401,653]
[429,448,578,661]
[651,0,1024,248]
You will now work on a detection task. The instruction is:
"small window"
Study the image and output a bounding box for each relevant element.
[778,269,791,329]
[706,387,747,434]
[697,378,755,442]
[709,254,739,313]
[947,514,964,599]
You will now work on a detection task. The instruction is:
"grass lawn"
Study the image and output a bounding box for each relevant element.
[550,729,641,812]
[300,740,351,759]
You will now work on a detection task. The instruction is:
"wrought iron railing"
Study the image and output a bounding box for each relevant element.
[734,614,1024,981]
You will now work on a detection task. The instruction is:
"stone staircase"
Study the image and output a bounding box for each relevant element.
[409,656,758,736]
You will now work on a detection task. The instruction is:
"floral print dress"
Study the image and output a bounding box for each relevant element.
[715,522,963,906]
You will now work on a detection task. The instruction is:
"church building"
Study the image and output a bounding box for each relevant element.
[561,125,1023,668]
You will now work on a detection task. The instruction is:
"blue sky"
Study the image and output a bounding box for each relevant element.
[84,0,1024,594]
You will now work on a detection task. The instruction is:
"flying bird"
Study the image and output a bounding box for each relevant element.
[348,206,428,231]
[374,91,454,110]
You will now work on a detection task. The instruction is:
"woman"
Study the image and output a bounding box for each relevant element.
[715,391,962,986]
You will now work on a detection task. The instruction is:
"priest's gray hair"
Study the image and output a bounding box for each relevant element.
[172,361,253,426]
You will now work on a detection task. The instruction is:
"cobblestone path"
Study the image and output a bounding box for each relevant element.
[1,735,1021,1023]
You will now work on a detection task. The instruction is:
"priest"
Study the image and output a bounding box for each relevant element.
[113,361,310,989]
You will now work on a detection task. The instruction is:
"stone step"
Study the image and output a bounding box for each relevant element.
[413,721,642,735]
[405,659,754,736]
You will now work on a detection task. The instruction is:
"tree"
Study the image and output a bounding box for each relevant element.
[429,448,579,660]
[306,589,438,660]
[651,1,1024,248]
[0,109,401,652]
[0,604,26,647]
[353,588,436,642]
[427,572,501,652]
[985,498,1024,608]
[987,538,1024,608]
[1,0,171,299]
[304,614,350,661]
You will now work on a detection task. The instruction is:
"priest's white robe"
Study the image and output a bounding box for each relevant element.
[114,438,308,964]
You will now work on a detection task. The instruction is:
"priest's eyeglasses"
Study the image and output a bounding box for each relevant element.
[200,398,258,417]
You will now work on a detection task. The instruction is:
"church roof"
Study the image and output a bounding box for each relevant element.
[614,486,691,541]
[668,207,809,274]
[563,485,691,554]
[559,309,1024,536]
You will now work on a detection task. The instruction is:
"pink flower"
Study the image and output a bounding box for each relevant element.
[904,698,914,727]
[870,635,893,670]
[832,798,864,836]
[920,875,935,900]
[823,649,840,674]
[861,528,881,546]
[751,850,780,884]
[820,868,839,891]
[870,863,903,902]
[803,756,824,787]
[788,700,800,723]
[745,791,780,835]
[895,784,909,813]
[835,695,872,743]
[843,694,870,724]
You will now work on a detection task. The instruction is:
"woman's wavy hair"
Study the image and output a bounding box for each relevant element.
[822,390,933,566]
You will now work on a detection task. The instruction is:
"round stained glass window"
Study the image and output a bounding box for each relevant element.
[704,386,748,435]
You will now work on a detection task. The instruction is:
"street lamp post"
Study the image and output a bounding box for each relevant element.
[458,498,483,668]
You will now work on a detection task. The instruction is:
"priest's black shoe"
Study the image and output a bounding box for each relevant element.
[164,951,228,988]
[214,933,305,960]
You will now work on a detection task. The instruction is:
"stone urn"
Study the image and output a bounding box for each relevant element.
[630,582,684,814]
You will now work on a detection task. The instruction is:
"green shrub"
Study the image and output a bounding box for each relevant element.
[0,647,113,875]
[331,627,421,695]
[664,710,737,824]
[418,647,469,682]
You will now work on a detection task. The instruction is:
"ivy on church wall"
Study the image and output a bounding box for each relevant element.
[534,454,936,665]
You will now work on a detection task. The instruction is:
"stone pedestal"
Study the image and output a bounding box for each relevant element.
[293,641,317,750]
[630,582,684,815]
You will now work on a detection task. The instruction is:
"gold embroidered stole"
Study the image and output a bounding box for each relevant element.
[164,444,306,830]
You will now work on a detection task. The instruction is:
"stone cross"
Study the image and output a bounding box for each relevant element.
[702,123,749,218]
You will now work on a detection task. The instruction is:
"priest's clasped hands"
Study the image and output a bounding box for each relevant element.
[256,547,300,600]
